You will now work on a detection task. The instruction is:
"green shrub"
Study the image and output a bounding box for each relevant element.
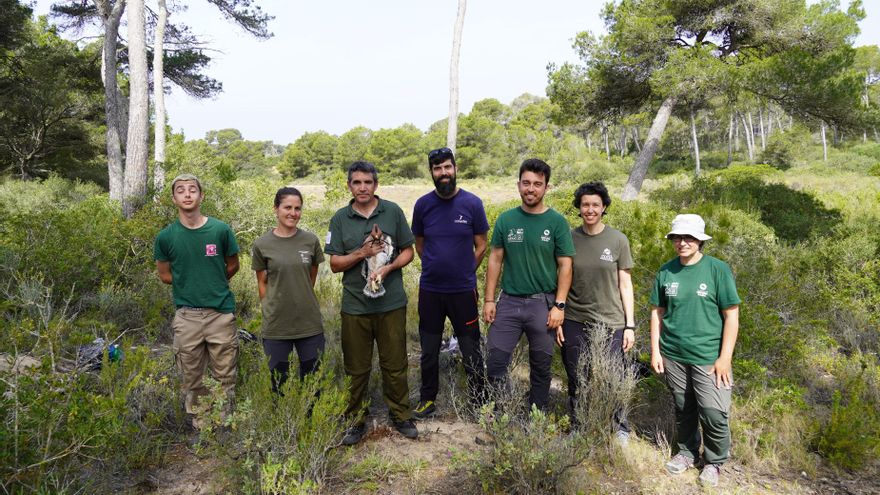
[816,378,880,471]
[453,405,584,494]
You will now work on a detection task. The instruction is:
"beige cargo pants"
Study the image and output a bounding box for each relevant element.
[171,307,238,415]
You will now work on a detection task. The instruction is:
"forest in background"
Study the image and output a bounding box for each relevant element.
[2,0,880,493]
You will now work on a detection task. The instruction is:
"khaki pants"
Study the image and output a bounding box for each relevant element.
[341,307,411,424]
[171,308,238,415]
[662,357,732,464]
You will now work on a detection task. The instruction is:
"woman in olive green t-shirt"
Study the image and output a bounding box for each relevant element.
[252,187,325,394]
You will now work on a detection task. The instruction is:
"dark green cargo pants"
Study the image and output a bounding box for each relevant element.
[662,357,732,464]
[341,307,411,425]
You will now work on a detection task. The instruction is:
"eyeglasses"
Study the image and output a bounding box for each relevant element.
[428,147,453,159]
[668,235,699,244]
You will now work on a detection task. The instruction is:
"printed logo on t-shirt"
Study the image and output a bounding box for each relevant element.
[696,282,709,297]
[507,228,524,243]
[205,244,218,257]
[299,250,312,264]
[541,229,551,242]
[664,282,679,297]
[600,248,614,262]
[454,214,469,225]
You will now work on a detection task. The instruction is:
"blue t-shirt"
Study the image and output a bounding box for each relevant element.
[411,189,489,293]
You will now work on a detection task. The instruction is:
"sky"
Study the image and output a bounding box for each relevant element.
[33,0,880,146]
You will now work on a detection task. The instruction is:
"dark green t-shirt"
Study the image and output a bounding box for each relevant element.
[252,229,324,340]
[324,198,415,315]
[566,225,633,328]
[153,217,239,313]
[489,206,575,296]
[649,254,741,365]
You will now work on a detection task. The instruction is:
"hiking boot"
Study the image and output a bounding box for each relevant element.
[341,424,366,446]
[614,429,630,448]
[665,453,695,475]
[699,463,721,487]
[392,419,419,439]
[412,400,437,420]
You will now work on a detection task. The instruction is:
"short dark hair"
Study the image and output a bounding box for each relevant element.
[347,161,378,183]
[428,147,456,168]
[274,186,303,208]
[572,181,611,215]
[519,158,551,183]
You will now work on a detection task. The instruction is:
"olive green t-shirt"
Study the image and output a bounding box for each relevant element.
[565,225,633,328]
[324,198,415,315]
[252,229,324,340]
[649,255,741,365]
[153,217,239,313]
[489,206,575,296]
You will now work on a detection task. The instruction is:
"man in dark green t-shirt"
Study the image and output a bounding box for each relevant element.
[483,159,574,410]
[325,161,417,445]
[154,174,240,428]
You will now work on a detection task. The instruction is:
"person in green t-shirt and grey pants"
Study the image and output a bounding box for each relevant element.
[650,214,741,488]
[154,174,240,429]
[252,187,325,394]
[483,159,575,411]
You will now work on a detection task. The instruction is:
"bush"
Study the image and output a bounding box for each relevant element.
[816,377,880,471]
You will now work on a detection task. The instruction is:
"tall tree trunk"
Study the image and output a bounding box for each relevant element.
[873,127,878,142]
[602,122,610,161]
[446,0,466,152]
[123,0,148,218]
[832,125,839,146]
[747,111,756,155]
[96,0,126,201]
[821,122,828,161]
[631,127,641,153]
[734,115,740,152]
[622,95,677,200]
[739,113,754,162]
[586,131,592,152]
[758,107,766,150]
[767,108,774,136]
[690,109,701,176]
[776,113,785,133]
[619,126,628,157]
[152,0,168,194]
[727,113,734,165]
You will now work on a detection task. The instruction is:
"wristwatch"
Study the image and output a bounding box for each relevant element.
[554,301,566,310]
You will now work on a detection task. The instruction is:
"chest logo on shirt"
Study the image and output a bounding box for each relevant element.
[664,282,679,297]
[697,283,709,298]
[454,214,469,225]
[507,228,524,242]
[205,244,218,257]
[541,229,551,242]
[600,248,614,262]
[299,250,312,264]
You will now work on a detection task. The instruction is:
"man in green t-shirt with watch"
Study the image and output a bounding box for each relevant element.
[483,159,574,411]
[154,174,240,428]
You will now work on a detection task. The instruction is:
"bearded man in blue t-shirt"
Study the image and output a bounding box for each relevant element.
[410,147,490,419]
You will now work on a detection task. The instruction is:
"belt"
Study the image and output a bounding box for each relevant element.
[179,306,209,311]
[503,292,551,300]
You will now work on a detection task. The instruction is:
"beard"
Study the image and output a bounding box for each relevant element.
[433,174,457,197]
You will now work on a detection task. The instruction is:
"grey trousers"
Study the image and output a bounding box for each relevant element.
[662,356,732,464]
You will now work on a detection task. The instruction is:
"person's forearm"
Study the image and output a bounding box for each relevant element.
[718,307,740,361]
[555,257,572,302]
[330,249,366,273]
[484,251,502,301]
[619,273,635,326]
[650,308,664,353]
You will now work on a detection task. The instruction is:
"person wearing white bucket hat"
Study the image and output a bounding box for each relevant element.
[649,213,740,487]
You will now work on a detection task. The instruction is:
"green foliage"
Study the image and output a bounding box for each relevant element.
[217,342,352,494]
[816,373,880,471]
[652,165,841,243]
[454,405,584,494]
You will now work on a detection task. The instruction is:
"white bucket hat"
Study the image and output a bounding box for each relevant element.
[666,214,712,241]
